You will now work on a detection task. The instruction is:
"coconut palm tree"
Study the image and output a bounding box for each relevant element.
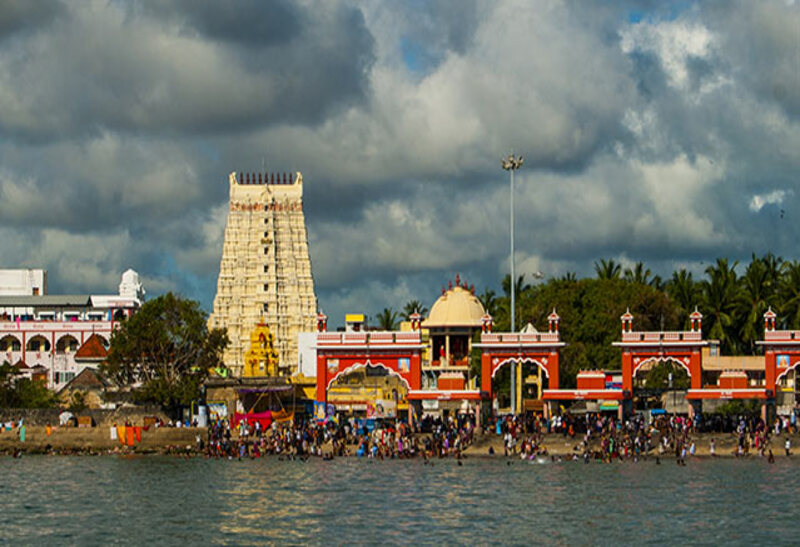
[667,269,700,324]
[761,252,785,297]
[779,260,800,329]
[478,288,497,317]
[624,262,652,285]
[737,256,770,354]
[594,258,621,280]
[374,308,399,331]
[702,258,741,354]
[560,271,577,282]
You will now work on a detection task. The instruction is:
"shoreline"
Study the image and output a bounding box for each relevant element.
[2,427,798,459]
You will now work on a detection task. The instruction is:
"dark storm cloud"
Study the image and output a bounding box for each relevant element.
[0,0,63,41]
[143,0,300,47]
[0,1,374,140]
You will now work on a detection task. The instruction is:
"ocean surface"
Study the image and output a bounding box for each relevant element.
[0,454,796,545]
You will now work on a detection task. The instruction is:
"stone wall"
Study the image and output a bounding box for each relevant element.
[0,406,169,426]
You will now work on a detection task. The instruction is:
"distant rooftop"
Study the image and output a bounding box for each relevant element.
[0,295,92,307]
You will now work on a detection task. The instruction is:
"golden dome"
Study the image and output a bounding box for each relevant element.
[423,286,486,328]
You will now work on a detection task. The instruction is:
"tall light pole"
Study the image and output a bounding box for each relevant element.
[502,153,523,414]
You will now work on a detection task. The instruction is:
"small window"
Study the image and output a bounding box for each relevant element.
[263,284,269,292]
[263,303,268,313]
[263,265,268,273]
[264,247,268,255]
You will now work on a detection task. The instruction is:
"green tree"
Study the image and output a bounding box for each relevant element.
[737,255,771,354]
[624,262,652,285]
[701,258,741,354]
[478,287,498,317]
[374,307,399,330]
[500,274,532,331]
[640,360,690,390]
[0,361,58,408]
[519,278,679,387]
[780,260,800,329]
[594,258,622,280]
[102,293,228,418]
[667,269,700,327]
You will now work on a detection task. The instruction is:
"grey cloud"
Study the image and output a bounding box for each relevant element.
[142,0,300,47]
[0,0,63,42]
[0,1,374,140]
[706,0,800,119]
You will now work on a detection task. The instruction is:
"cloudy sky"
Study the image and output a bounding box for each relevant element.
[0,0,798,325]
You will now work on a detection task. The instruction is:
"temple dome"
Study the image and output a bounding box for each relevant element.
[423,286,486,328]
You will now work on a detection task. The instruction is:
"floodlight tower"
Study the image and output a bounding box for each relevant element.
[502,153,523,414]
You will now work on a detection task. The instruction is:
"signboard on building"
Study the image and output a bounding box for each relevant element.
[327,359,339,374]
[398,358,410,373]
[366,399,396,418]
[207,402,228,420]
[421,400,439,411]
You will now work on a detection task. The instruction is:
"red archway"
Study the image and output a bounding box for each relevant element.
[477,319,564,397]
[632,356,692,379]
[759,308,800,398]
[325,360,412,392]
[613,309,705,393]
[490,357,552,380]
[314,331,423,403]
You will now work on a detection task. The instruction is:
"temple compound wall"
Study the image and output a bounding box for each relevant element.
[209,172,317,377]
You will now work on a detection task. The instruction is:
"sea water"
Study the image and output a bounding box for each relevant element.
[0,455,795,545]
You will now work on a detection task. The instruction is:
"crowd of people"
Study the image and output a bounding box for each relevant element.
[204,414,477,461]
[200,406,800,464]
[488,409,800,464]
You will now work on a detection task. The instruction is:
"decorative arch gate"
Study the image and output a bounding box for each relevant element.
[477,311,565,400]
[613,308,706,393]
[314,330,424,404]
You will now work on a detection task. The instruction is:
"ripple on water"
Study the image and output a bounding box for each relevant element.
[0,456,798,545]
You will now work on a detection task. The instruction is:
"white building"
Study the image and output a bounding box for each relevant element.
[0,269,47,296]
[0,269,144,390]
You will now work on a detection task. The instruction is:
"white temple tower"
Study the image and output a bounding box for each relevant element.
[209,171,317,376]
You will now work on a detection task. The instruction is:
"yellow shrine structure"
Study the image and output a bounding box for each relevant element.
[242,321,280,378]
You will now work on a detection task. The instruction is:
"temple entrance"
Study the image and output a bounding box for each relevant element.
[491,359,549,413]
[327,364,408,420]
[633,358,691,412]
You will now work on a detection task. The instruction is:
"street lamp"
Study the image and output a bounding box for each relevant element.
[502,153,523,414]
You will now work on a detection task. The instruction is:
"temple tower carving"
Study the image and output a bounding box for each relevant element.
[209,171,317,376]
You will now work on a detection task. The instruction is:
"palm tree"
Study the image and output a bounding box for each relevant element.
[560,271,577,282]
[402,300,428,320]
[624,261,652,285]
[702,258,741,354]
[374,308,399,331]
[478,288,497,317]
[501,274,531,328]
[667,269,699,326]
[594,258,621,280]
[779,261,800,329]
[649,274,665,292]
[761,251,785,297]
[501,274,530,298]
[737,256,770,354]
